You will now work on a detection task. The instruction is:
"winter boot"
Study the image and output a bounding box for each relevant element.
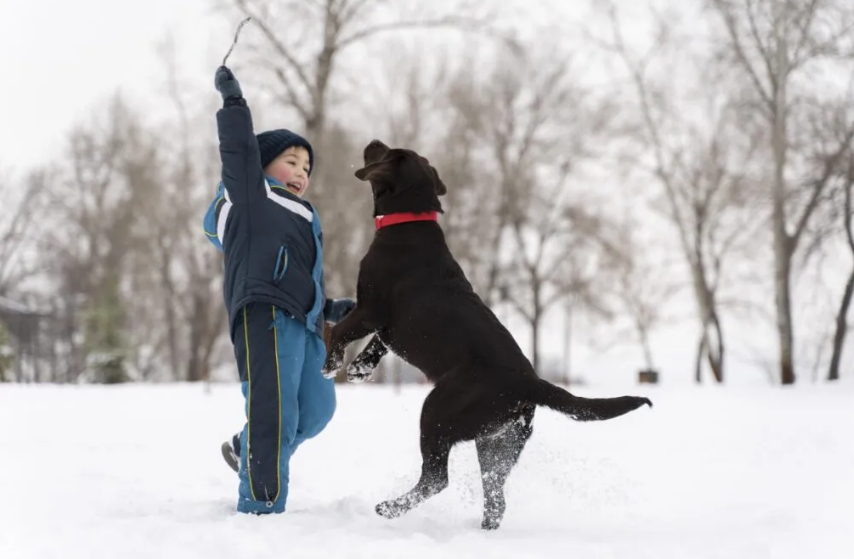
[221,433,241,473]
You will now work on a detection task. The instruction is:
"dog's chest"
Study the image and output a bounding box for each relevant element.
[358,244,415,290]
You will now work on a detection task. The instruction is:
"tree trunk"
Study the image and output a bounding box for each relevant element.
[186,301,204,382]
[484,182,512,307]
[185,292,202,382]
[772,24,796,385]
[690,261,725,383]
[531,280,542,375]
[830,168,854,381]
[707,311,725,383]
[13,334,23,382]
[162,265,180,381]
[200,303,227,383]
[696,315,725,383]
[828,269,854,381]
[774,239,796,385]
[639,326,654,372]
[563,304,572,387]
[187,289,220,383]
[695,329,706,384]
[530,312,540,375]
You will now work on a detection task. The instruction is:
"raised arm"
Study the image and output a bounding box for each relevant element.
[214,66,265,204]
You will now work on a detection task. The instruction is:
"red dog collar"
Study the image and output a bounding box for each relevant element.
[375,211,438,230]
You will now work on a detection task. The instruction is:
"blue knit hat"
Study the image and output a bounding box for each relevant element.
[256,129,314,176]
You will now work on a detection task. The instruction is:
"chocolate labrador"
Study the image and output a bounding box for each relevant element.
[323,140,652,530]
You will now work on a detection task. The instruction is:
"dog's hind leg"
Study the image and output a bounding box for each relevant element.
[375,384,460,520]
[375,434,453,520]
[475,404,535,530]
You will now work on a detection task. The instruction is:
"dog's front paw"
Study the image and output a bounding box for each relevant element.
[322,353,344,378]
[347,362,374,383]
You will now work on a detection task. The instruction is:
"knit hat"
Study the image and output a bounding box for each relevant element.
[256,129,315,176]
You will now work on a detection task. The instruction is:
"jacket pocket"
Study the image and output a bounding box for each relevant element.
[273,246,289,282]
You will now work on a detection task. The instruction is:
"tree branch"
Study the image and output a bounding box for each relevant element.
[789,0,821,67]
[745,0,778,93]
[791,123,854,250]
[335,15,495,51]
[845,157,854,255]
[711,0,774,111]
[271,65,312,121]
[607,4,695,260]
[234,0,314,98]
[337,0,374,27]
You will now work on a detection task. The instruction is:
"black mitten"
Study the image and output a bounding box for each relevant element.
[324,299,356,323]
[214,65,243,103]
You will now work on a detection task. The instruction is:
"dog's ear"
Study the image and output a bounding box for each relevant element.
[355,157,394,182]
[422,157,447,196]
[355,139,393,181]
[432,167,447,196]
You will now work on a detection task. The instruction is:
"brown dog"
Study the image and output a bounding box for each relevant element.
[323,140,652,530]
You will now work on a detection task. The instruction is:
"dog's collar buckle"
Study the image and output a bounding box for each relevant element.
[375,211,438,230]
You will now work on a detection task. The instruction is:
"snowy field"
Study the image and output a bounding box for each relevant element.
[1,380,852,559]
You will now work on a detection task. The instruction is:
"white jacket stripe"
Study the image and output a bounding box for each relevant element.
[264,179,313,222]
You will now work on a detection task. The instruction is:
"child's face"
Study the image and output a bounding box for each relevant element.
[265,146,311,197]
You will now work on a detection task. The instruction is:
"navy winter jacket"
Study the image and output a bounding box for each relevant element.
[202,103,327,338]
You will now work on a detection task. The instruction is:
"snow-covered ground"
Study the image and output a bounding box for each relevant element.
[1,380,851,559]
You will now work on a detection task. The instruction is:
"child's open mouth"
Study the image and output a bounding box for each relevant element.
[286,182,303,194]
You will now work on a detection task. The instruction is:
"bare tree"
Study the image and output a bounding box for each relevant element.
[786,97,854,383]
[424,51,503,300]
[38,96,153,383]
[0,169,45,297]
[365,44,499,297]
[464,45,607,303]
[828,154,854,381]
[214,0,504,298]
[331,39,619,373]
[604,216,682,376]
[0,320,11,382]
[140,36,230,382]
[709,0,854,384]
[220,0,494,143]
[451,45,618,372]
[371,44,453,149]
[502,169,619,374]
[601,2,762,384]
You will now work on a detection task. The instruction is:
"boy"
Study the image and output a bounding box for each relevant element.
[202,65,355,514]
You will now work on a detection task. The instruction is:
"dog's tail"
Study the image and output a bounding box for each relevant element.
[519,378,652,421]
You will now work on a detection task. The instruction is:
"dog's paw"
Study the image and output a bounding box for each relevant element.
[481,517,502,531]
[322,353,344,378]
[375,500,404,519]
[347,362,374,383]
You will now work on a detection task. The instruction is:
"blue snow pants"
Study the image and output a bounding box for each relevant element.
[232,303,336,514]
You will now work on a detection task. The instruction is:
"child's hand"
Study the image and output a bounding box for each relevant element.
[325,298,355,323]
[215,65,243,102]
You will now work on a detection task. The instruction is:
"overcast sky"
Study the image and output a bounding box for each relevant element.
[0,0,226,172]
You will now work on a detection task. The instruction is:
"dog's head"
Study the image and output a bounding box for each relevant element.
[354,139,447,216]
